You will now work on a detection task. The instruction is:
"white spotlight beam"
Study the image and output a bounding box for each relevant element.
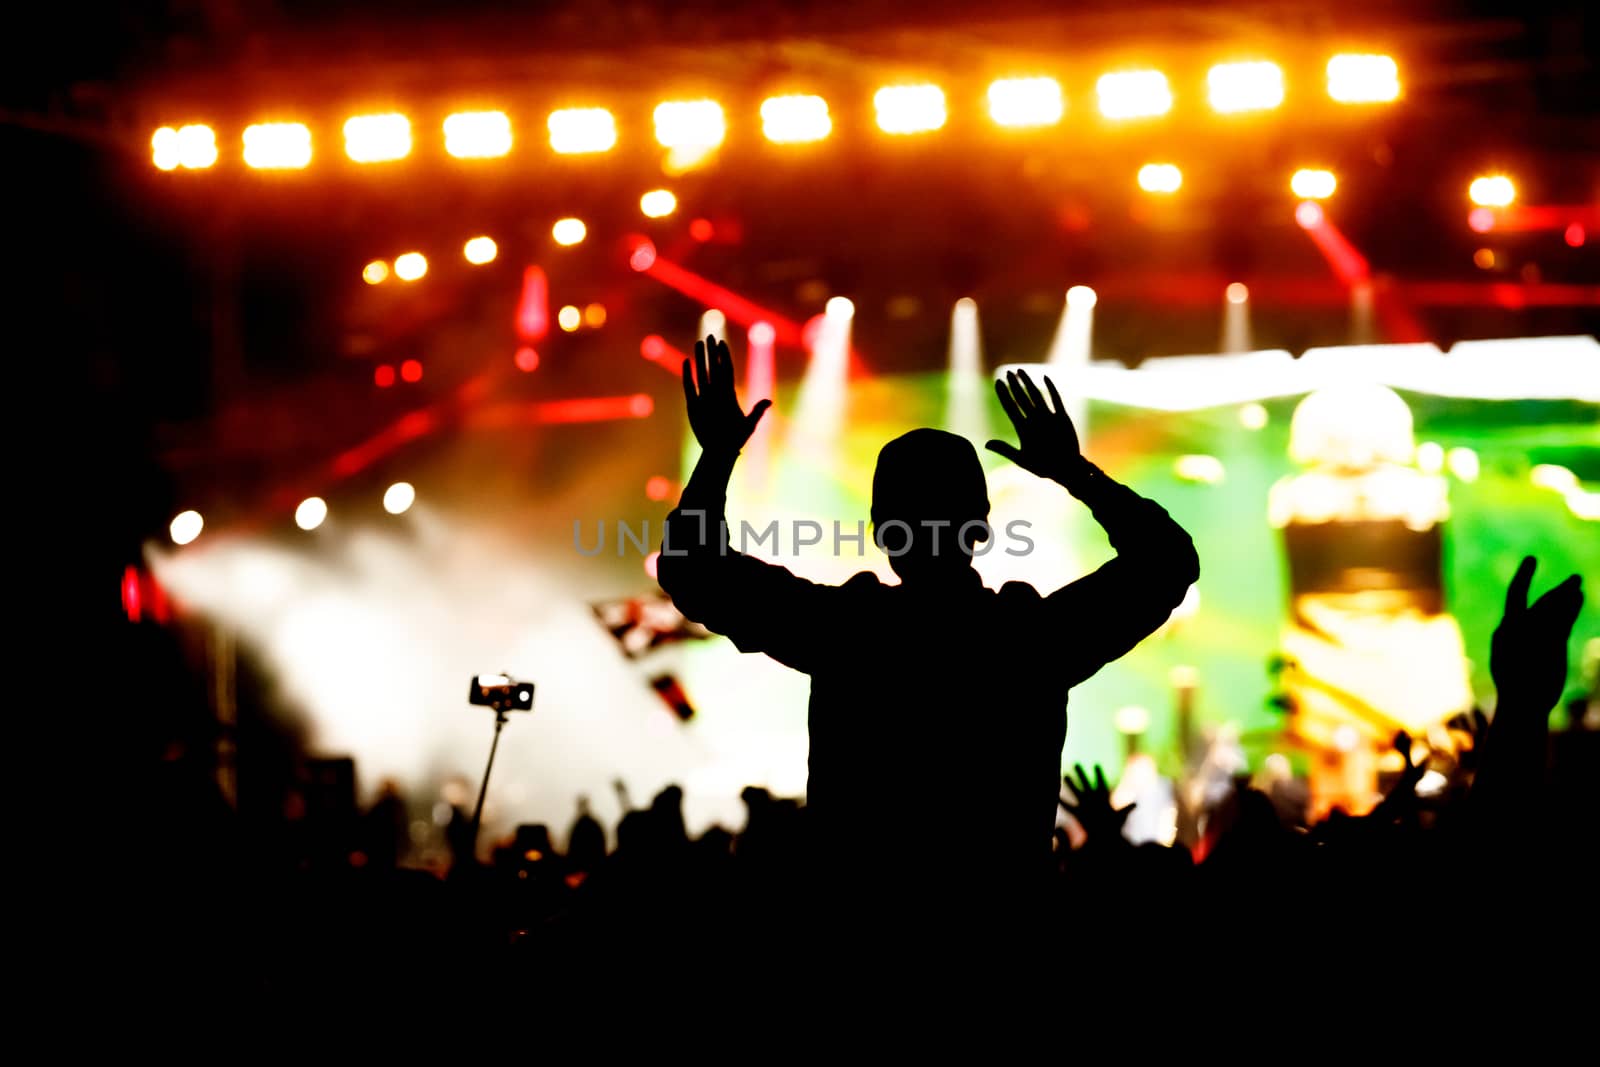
[945,298,987,444]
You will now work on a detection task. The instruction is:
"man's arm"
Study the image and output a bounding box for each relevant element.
[989,370,1199,684]
[1046,453,1198,681]
[1470,556,1583,831]
[656,336,835,672]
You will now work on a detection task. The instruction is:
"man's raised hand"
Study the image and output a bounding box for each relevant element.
[987,369,1082,484]
[682,335,772,458]
[1490,555,1583,714]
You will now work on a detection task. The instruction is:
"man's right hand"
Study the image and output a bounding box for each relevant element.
[682,334,771,458]
[1490,555,1583,714]
[987,369,1084,485]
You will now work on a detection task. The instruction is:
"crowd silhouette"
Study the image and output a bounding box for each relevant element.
[119,335,1594,1014]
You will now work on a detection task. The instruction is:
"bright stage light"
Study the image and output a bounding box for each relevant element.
[1239,402,1268,430]
[547,108,616,154]
[295,497,328,531]
[1446,447,1479,482]
[1207,61,1284,113]
[1327,54,1400,104]
[1138,163,1182,193]
[629,238,657,272]
[874,84,947,134]
[640,189,677,218]
[400,359,423,382]
[1175,454,1225,483]
[374,365,396,388]
[987,77,1064,128]
[699,309,727,341]
[1095,70,1172,119]
[1566,223,1586,248]
[584,303,607,328]
[1473,248,1496,270]
[552,218,587,245]
[393,252,427,281]
[1531,464,1578,493]
[558,305,581,332]
[825,295,855,319]
[170,510,204,546]
[654,100,725,149]
[363,260,390,285]
[1114,705,1151,735]
[514,346,540,372]
[151,128,179,170]
[761,94,832,143]
[1226,282,1249,304]
[1416,441,1444,474]
[1295,200,1324,228]
[749,321,776,346]
[1291,169,1337,200]
[463,236,497,264]
[1066,285,1098,309]
[1469,175,1515,208]
[153,125,218,170]
[243,123,312,169]
[443,111,512,158]
[343,113,411,163]
[177,125,219,168]
[383,482,416,515]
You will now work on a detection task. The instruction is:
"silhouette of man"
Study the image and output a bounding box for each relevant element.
[657,336,1198,921]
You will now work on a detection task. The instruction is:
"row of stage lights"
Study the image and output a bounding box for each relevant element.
[352,162,1522,293]
[360,189,685,286]
[167,482,418,545]
[152,54,1400,170]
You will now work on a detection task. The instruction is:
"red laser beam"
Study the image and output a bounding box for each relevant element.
[636,251,805,346]
[1467,204,1600,234]
[517,266,549,341]
[745,321,777,492]
[464,394,656,428]
[1296,202,1428,342]
[641,334,690,374]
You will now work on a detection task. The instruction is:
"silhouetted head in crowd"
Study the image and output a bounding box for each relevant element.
[871,428,991,585]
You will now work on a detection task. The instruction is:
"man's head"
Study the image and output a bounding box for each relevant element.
[870,428,991,583]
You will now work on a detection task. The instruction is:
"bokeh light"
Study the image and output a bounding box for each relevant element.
[170,510,204,546]
[393,252,428,281]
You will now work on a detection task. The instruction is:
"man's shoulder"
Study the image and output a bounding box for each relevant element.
[995,579,1044,602]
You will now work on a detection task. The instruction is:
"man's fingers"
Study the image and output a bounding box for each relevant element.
[694,338,711,395]
[1044,375,1066,417]
[1093,765,1108,795]
[985,440,1024,466]
[1017,368,1047,412]
[993,378,1025,427]
[1532,574,1584,633]
[1505,555,1536,618]
[746,398,773,430]
[681,358,696,404]
[1007,371,1036,417]
[716,336,734,391]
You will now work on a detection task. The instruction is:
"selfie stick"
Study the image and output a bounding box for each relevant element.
[470,707,511,846]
